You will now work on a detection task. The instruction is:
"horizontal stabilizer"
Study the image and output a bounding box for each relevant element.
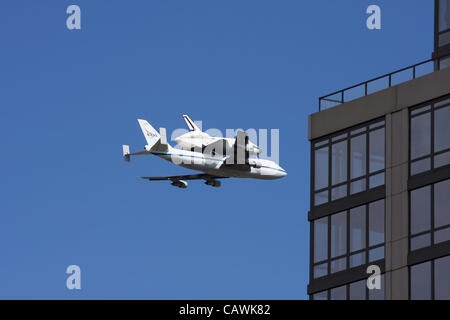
[123,145,130,162]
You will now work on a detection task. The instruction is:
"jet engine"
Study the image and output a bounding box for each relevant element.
[171,180,188,188]
[205,180,221,187]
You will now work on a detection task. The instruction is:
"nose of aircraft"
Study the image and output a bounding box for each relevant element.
[278,167,287,178]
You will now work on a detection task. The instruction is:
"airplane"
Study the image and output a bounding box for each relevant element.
[122,118,287,188]
[175,115,262,156]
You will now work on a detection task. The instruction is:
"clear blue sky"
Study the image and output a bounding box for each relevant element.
[0,1,433,299]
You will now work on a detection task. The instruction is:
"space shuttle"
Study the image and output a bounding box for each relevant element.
[175,115,262,156]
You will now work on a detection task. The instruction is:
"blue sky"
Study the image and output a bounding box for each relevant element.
[0,1,433,299]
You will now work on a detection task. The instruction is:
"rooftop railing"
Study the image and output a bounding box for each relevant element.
[318,59,436,112]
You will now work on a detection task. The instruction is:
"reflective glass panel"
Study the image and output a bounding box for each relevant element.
[435,255,450,300]
[315,147,328,190]
[369,129,385,173]
[350,205,366,252]
[434,106,450,153]
[411,113,431,160]
[411,262,431,300]
[314,217,328,263]
[410,186,431,235]
[351,134,366,179]
[331,212,347,258]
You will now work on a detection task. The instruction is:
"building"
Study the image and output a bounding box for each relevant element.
[307,0,450,300]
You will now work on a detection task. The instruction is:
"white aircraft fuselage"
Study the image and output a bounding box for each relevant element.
[152,146,286,180]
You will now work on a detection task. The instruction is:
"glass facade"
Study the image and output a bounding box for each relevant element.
[410,255,450,300]
[410,96,450,175]
[312,274,385,300]
[312,200,385,279]
[408,94,450,300]
[313,119,385,206]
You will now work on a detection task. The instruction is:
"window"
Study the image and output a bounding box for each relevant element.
[439,0,450,47]
[311,275,385,300]
[440,55,450,70]
[312,119,385,206]
[410,255,450,300]
[410,261,431,300]
[440,0,450,32]
[349,280,366,300]
[312,291,328,300]
[435,255,450,299]
[410,178,450,251]
[312,199,385,279]
[330,285,347,300]
[410,96,450,175]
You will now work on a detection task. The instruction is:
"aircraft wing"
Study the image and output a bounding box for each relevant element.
[140,174,227,181]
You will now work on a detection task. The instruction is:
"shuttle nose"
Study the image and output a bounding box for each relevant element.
[279,167,287,178]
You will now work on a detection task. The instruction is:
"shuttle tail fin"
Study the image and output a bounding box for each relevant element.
[182,115,201,132]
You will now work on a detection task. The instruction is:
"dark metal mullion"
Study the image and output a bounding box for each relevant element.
[368,169,386,177]
[311,142,315,207]
[411,109,432,118]
[346,282,349,301]
[434,103,450,112]
[431,102,435,170]
[431,184,435,246]
[408,186,412,254]
[431,102,436,246]
[310,141,315,286]
[437,27,450,35]
[411,154,432,163]
[350,247,369,256]
[368,243,386,251]
[434,146,450,156]
[366,204,370,265]
[330,136,348,144]
[310,220,314,284]
[411,230,432,238]
[330,253,347,262]
[346,209,350,274]
[328,216,331,276]
[434,223,450,232]
[350,130,368,140]
[366,127,370,191]
[329,141,332,203]
[367,125,386,134]
[409,108,412,177]
[347,137,351,199]
[313,143,330,151]
[431,260,435,300]
[349,176,365,184]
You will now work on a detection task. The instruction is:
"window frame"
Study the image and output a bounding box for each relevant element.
[409,254,450,300]
[409,96,450,177]
[311,199,386,280]
[311,274,386,300]
[409,178,450,252]
[436,0,450,55]
[311,118,386,208]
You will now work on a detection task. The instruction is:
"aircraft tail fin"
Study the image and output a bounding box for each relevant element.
[137,119,161,150]
[182,115,201,132]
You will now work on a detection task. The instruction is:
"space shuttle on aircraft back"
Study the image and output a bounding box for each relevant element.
[122,116,286,188]
[175,115,262,156]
